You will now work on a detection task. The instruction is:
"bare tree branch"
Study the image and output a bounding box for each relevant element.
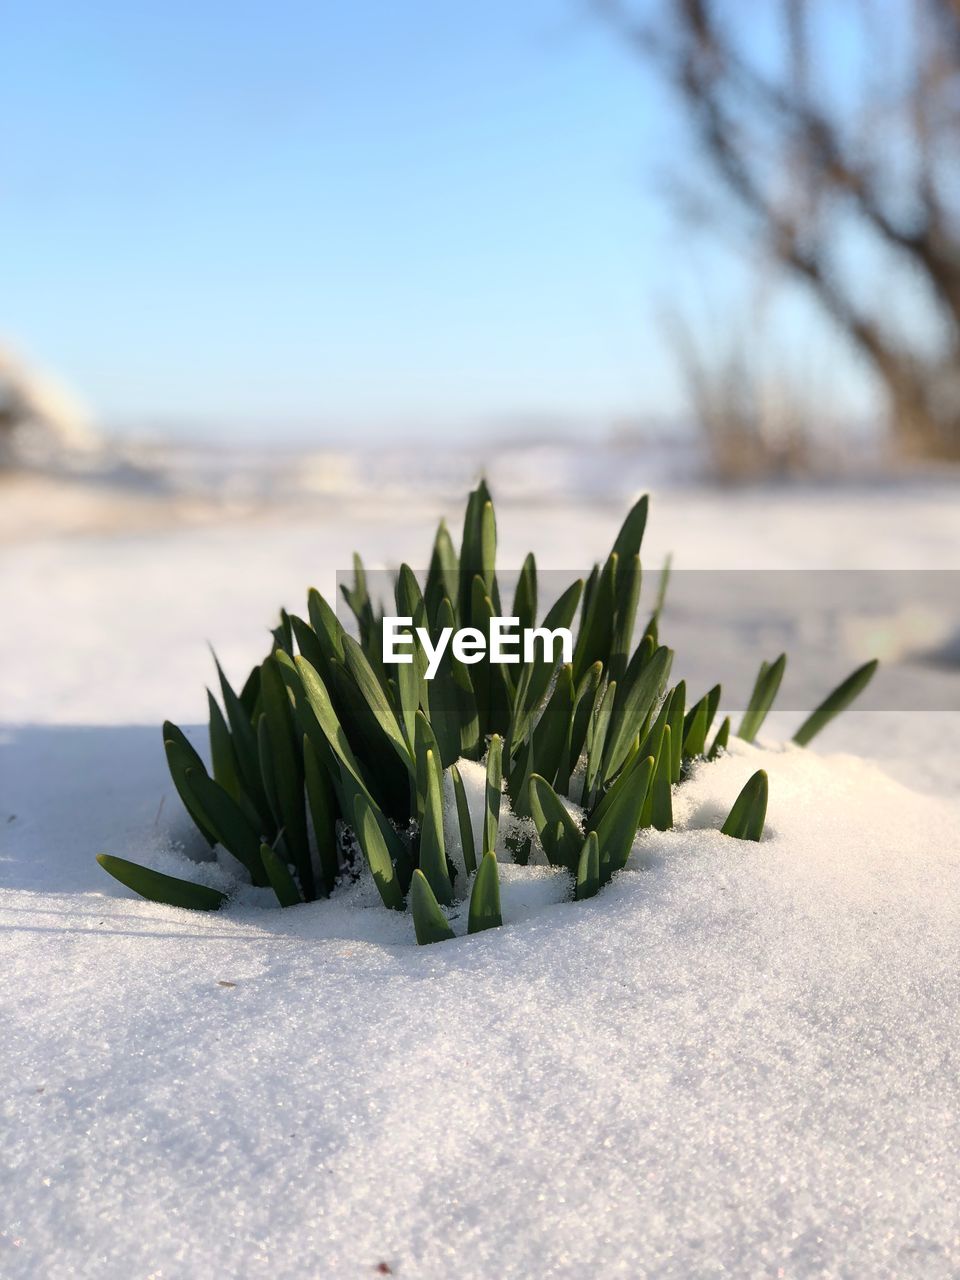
[600,0,960,455]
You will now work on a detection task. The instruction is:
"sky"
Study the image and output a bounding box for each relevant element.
[2,0,876,443]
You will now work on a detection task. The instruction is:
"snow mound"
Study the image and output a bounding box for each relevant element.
[3,731,960,1277]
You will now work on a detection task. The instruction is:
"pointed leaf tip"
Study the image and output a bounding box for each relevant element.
[467,850,502,934]
[410,869,456,945]
[96,854,226,911]
[720,769,768,841]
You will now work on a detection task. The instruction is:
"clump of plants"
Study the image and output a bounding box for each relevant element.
[97,482,878,943]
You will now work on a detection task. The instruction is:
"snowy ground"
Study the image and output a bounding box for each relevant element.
[3,461,960,1277]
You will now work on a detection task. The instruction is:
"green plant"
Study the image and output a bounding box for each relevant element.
[97,482,877,941]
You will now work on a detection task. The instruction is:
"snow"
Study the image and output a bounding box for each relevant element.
[2,460,960,1277]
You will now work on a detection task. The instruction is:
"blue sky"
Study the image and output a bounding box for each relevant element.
[2,0,873,441]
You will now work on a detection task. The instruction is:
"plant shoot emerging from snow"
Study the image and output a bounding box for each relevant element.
[97,482,878,943]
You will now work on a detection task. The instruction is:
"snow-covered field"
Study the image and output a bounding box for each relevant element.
[3,461,960,1277]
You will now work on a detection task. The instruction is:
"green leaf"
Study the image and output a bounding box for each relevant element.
[721,769,768,841]
[281,653,412,883]
[340,551,376,646]
[271,609,294,656]
[287,654,363,783]
[325,657,408,814]
[511,577,584,744]
[343,633,414,774]
[289,613,328,677]
[304,734,339,896]
[424,522,460,626]
[419,749,452,904]
[682,696,709,760]
[557,660,603,794]
[683,684,721,757]
[470,579,512,737]
[395,562,425,620]
[212,654,266,812]
[459,482,499,622]
[609,552,642,685]
[575,831,600,901]
[792,659,878,746]
[396,623,423,752]
[185,767,268,885]
[238,665,261,717]
[653,553,672,619]
[427,597,479,766]
[638,684,671,763]
[650,725,674,831]
[530,664,574,790]
[738,654,786,743]
[611,493,649,563]
[353,793,405,910]
[505,733,535,820]
[667,680,685,783]
[572,551,617,683]
[260,655,311,896]
[410,869,456,945]
[705,683,722,735]
[413,709,443,820]
[512,552,537,634]
[163,724,217,846]
[467,850,502,934]
[450,763,477,876]
[207,691,242,802]
[590,753,655,879]
[483,735,503,856]
[529,774,583,870]
[481,498,501,612]
[581,678,617,807]
[603,645,673,782]
[306,588,346,663]
[256,713,282,839]
[96,854,225,911]
[708,715,731,760]
[259,843,303,908]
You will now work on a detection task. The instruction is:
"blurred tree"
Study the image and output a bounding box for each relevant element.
[600,0,960,459]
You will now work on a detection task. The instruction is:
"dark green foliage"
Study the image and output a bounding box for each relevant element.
[575,832,600,901]
[99,483,875,945]
[529,774,584,871]
[468,851,502,934]
[419,749,452,905]
[303,734,339,895]
[667,682,685,784]
[513,552,537,635]
[483,736,503,856]
[721,770,768,841]
[531,665,574,789]
[185,766,267,885]
[207,691,244,806]
[650,726,674,832]
[589,753,655,881]
[260,843,303,908]
[451,764,477,876]
[96,854,226,911]
[709,716,731,759]
[738,654,787,743]
[354,794,405,910]
[603,645,672,782]
[410,869,456,944]
[682,696,709,760]
[792,659,879,746]
[162,730,217,848]
[259,655,311,896]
